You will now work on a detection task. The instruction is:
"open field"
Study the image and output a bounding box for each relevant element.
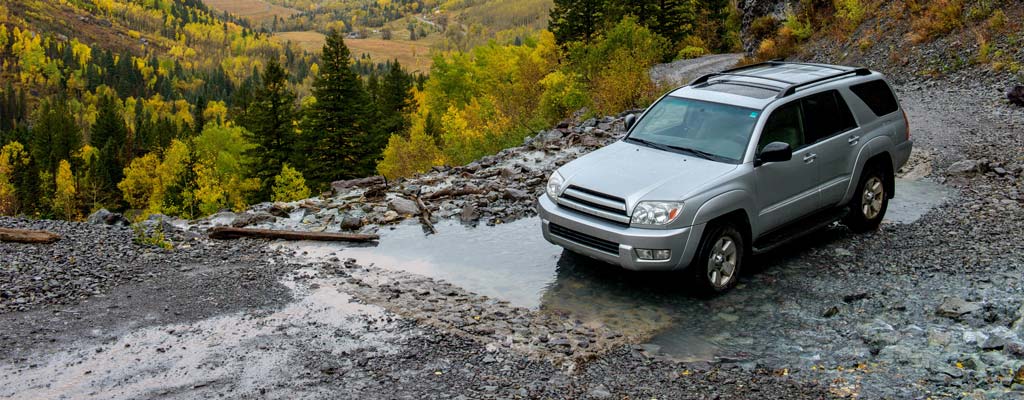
[275,31,437,73]
[202,0,299,22]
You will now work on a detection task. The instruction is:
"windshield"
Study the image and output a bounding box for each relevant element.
[626,96,760,163]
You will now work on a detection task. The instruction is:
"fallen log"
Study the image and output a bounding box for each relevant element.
[208,227,378,242]
[0,228,61,244]
[412,195,437,235]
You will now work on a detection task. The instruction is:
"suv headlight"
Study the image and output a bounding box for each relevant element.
[546,171,566,199]
[631,201,684,226]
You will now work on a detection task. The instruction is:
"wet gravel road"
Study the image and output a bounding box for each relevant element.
[1,56,1023,399]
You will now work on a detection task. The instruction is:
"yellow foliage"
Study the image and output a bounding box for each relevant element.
[910,0,964,43]
[0,142,30,215]
[203,100,228,125]
[377,125,444,180]
[54,160,78,220]
[272,164,311,203]
[591,51,655,116]
[119,152,162,211]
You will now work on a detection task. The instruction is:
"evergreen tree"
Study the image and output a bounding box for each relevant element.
[299,30,380,189]
[30,99,82,175]
[90,95,128,203]
[378,60,414,138]
[240,59,298,199]
[549,0,607,45]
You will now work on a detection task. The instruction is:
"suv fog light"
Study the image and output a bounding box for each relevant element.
[635,249,671,260]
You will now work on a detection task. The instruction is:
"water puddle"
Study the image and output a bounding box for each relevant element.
[885,179,956,224]
[279,179,954,364]
[0,270,402,399]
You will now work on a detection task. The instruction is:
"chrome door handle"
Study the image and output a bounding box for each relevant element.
[848,135,860,145]
[803,153,817,163]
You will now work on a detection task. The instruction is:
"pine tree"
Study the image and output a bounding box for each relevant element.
[240,59,298,200]
[90,94,128,204]
[549,0,607,45]
[299,30,380,189]
[30,98,82,175]
[378,60,414,138]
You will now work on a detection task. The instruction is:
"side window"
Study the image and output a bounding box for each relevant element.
[758,102,804,152]
[801,90,858,143]
[850,79,899,116]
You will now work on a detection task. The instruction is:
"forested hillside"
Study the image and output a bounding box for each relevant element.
[0,0,742,222]
[0,0,416,220]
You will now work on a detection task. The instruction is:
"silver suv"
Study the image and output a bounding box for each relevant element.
[538,61,913,294]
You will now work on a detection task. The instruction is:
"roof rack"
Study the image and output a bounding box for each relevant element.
[775,68,872,98]
[688,61,873,99]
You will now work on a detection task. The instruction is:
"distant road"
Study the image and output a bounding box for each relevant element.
[649,53,744,86]
[415,15,439,29]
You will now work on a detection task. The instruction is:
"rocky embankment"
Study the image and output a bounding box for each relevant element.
[192,114,632,235]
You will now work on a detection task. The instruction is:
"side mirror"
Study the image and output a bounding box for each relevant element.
[624,114,636,131]
[756,142,792,166]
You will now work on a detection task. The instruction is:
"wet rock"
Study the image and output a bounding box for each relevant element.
[460,204,480,224]
[587,385,613,399]
[339,215,364,230]
[937,297,982,318]
[231,212,276,228]
[843,292,869,303]
[504,188,530,200]
[382,211,400,223]
[1008,85,1024,107]
[268,203,292,218]
[331,176,385,192]
[87,209,130,227]
[388,198,419,216]
[947,160,983,175]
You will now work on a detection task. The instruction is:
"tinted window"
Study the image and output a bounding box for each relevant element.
[850,80,899,116]
[801,90,857,143]
[758,102,804,152]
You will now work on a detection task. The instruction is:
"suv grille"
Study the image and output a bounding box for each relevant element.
[549,223,619,255]
[557,186,631,225]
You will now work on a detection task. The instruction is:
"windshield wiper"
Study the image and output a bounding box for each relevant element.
[665,145,719,161]
[626,137,674,153]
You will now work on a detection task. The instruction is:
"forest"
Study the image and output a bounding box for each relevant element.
[0,0,741,221]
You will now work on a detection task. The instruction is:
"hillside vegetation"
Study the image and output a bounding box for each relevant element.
[742,0,1023,78]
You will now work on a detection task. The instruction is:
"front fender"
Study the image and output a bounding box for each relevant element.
[691,190,755,228]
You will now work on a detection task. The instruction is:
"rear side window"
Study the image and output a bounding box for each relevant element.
[801,90,857,143]
[850,80,899,116]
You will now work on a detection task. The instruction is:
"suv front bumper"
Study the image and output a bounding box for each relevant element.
[537,195,704,271]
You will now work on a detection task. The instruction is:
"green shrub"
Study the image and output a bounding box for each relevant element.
[676,46,708,60]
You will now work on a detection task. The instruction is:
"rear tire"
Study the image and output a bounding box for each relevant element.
[690,222,745,295]
[843,165,889,233]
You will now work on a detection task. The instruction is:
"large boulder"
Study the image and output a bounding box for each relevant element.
[86,209,130,226]
[1008,85,1024,107]
[947,159,983,175]
[388,197,420,216]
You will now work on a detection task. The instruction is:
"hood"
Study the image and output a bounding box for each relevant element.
[558,141,737,210]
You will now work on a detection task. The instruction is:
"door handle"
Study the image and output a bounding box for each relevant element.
[848,135,860,145]
[803,153,817,163]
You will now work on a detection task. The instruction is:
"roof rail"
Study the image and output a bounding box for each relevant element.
[689,58,786,86]
[776,68,872,98]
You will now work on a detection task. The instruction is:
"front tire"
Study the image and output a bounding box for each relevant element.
[690,223,745,295]
[843,166,889,232]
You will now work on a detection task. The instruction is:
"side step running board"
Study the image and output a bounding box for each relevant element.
[752,207,849,255]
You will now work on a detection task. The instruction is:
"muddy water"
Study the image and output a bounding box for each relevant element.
[284,179,955,364]
[0,270,406,399]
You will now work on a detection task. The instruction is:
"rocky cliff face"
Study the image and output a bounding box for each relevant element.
[736,0,796,53]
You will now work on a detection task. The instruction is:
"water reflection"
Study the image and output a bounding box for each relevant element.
[281,180,952,363]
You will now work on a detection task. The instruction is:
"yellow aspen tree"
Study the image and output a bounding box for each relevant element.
[54,160,78,220]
